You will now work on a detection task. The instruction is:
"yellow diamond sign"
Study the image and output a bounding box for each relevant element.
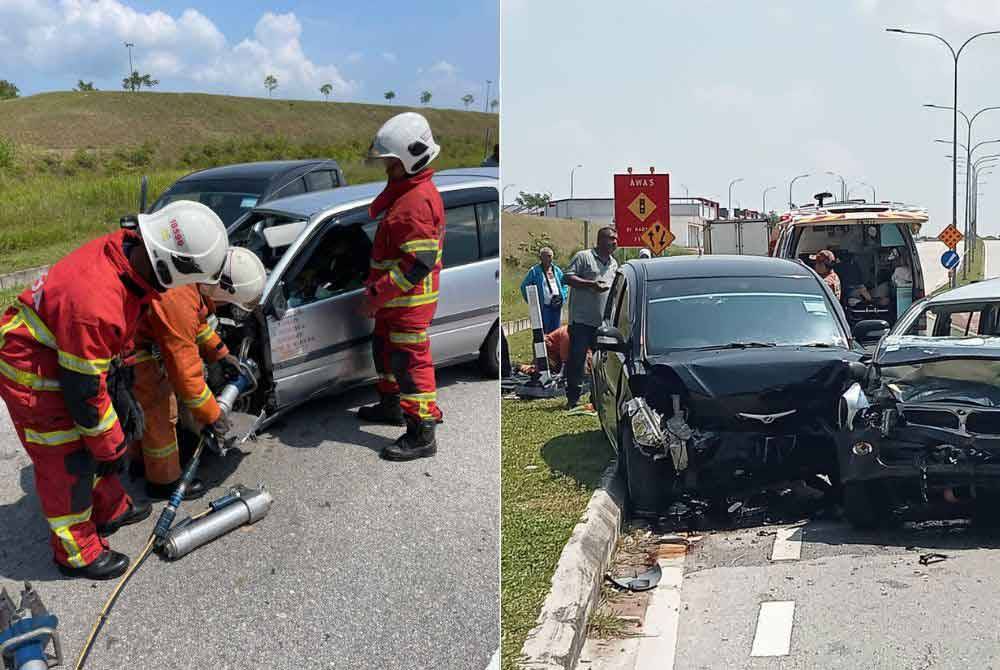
[640,220,675,255]
[627,192,656,222]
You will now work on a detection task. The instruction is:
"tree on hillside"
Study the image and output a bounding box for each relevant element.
[75,80,97,91]
[264,74,279,97]
[384,90,396,102]
[516,192,551,209]
[0,80,19,100]
[122,71,158,92]
[490,98,498,112]
[420,90,432,105]
[320,83,332,101]
[461,93,474,110]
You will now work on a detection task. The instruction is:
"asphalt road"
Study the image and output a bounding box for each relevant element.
[984,239,1000,280]
[0,363,499,670]
[917,240,964,292]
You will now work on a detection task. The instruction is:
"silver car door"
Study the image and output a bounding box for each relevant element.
[267,207,376,410]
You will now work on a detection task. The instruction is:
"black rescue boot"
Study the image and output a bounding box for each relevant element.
[145,477,207,501]
[56,550,130,581]
[358,394,405,426]
[381,417,437,461]
[97,499,153,536]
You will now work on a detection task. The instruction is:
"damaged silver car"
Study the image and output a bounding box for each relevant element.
[839,278,1000,528]
[591,255,869,516]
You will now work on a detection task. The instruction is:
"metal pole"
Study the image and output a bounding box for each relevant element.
[728,177,743,218]
[484,80,491,113]
[570,164,582,203]
[762,186,775,214]
[125,42,134,91]
[788,173,809,208]
[502,184,516,206]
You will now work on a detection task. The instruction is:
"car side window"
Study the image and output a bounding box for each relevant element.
[442,205,479,268]
[476,201,499,258]
[604,273,626,324]
[615,281,631,339]
[283,210,372,308]
[304,170,336,192]
[273,177,306,200]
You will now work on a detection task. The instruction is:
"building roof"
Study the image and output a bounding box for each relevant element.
[635,254,812,281]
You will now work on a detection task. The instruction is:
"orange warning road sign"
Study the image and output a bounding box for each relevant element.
[640,220,675,255]
[937,225,964,250]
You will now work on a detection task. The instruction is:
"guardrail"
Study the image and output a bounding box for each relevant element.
[501,318,532,336]
[0,266,47,291]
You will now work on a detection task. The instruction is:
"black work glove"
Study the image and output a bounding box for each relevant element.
[95,453,128,477]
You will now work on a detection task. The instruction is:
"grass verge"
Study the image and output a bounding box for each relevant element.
[0,286,23,310]
[500,396,614,669]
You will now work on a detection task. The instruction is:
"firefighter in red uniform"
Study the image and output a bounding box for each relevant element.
[357,112,445,461]
[0,201,229,580]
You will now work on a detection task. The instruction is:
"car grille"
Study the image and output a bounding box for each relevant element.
[902,405,1000,436]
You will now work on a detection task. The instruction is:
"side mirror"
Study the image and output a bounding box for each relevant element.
[848,361,868,382]
[270,281,288,320]
[853,319,890,343]
[594,324,628,353]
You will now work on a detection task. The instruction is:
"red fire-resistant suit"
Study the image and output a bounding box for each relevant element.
[365,169,445,421]
[130,285,229,485]
[0,231,157,568]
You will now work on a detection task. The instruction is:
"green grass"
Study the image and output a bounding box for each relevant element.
[500,396,614,670]
[0,286,22,310]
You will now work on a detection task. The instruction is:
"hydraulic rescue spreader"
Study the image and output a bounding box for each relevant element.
[0,583,62,670]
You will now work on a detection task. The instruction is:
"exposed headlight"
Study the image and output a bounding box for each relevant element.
[625,397,665,448]
[852,441,874,456]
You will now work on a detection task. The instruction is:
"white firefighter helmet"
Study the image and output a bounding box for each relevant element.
[367,112,440,174]
[201,246,267,311]
[137,201,228,289]
[639,248,652,258]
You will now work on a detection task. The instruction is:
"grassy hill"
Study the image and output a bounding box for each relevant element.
[0,91,498,275]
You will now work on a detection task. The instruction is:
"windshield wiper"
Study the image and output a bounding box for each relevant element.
[696,342,776,351]
[799,342,835,348]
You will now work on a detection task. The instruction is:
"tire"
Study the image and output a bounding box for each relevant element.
[843,480,890,529]
[620,420,677,517]
[478,321,500,378]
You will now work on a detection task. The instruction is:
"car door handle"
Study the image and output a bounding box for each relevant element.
[495,270,500,280]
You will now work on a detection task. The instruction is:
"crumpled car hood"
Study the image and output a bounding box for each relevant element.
[644,347,860,430]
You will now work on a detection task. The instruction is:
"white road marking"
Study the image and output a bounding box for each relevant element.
[750,601,796,657]
[486,648,499,670]
[634,556,684,670]
[770,524,804,561]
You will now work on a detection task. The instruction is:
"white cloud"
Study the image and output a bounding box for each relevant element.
[347,51,363,64]
[429,60,459,77]
[3,1,356,98]
[382,52,398,64]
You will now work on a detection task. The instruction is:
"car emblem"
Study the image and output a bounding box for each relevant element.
[737,410,797,424]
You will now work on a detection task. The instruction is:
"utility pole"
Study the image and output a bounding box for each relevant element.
[728,177,744,218]
[762,186,776,215]
[484,80,491,113]
[124,42,135,92]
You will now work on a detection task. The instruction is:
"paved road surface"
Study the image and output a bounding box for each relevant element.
[917,240,964,292]
[0,364,499,670]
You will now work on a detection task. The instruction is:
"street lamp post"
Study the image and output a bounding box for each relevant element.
[484,80,492,113]
[124,42,135,91]
[502,184,517,206]
[762,186,776,214]
[680,183,690,198]
[728,178,744,218]
[825,171,847,201]
[849,181,876,202]
[940,138,1000,272]
[889,28,1000,287]
[788,173,810,208]
[569,164,583,219]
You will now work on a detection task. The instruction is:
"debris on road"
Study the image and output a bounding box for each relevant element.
[606,563,662,593]
[919,552,949,566]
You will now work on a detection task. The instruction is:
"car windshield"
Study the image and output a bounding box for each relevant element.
[151,177,270,226]
[645,276,846,353]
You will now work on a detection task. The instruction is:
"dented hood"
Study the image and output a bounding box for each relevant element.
[643,347,859,429]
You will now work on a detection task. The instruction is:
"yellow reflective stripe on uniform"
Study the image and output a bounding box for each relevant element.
[58,350,111,375]
[143,441,178,459]
[370,259,398,270]
[385,291,439,308]
[400,391,437,402]
[24,426,81,446]
[182,384,212,409]
[388,266,414,292]
[399,239,440,253]
[0,312,24,350]
[195,325,215,345]
[0,358,60,391]
[47,508,92,568]
[389,331,428,344]
[15,304,57,350]
[76,404,118,437]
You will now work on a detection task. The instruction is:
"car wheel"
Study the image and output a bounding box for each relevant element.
[843,481,890,529]
[479,321,500,378]
[620,420,676,518]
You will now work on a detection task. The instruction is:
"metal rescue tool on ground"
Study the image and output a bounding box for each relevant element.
[614,167,671,253]
[0,584,62,670]
[514,285,563,399]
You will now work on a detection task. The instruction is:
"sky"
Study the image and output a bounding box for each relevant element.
[0,0,499,111]
[502,0,1000,235]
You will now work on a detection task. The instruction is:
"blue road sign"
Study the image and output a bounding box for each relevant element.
[941,249,960,270]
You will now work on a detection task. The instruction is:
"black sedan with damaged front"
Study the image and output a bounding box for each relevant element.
[839,279,1000,528]
[591,255,880,516]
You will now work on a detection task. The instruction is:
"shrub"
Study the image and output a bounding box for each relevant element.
[0,136,15,170]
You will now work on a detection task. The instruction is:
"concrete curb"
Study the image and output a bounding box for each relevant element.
[518,461,626,670]
[0,266,47,291]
